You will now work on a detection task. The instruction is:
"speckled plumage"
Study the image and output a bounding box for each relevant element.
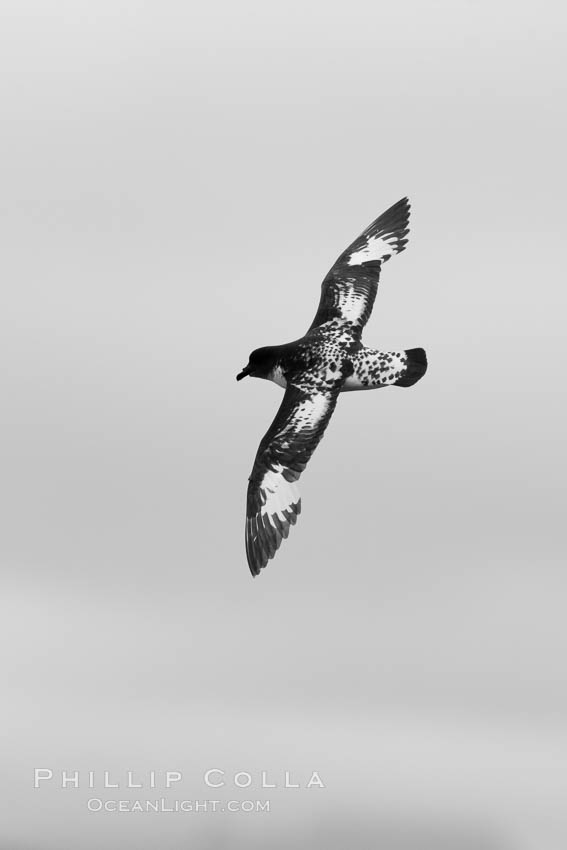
[237,197,427,576]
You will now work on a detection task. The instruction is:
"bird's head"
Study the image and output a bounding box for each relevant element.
[236,346,279,381]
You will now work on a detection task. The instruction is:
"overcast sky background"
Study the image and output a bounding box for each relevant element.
[1,1,566,848]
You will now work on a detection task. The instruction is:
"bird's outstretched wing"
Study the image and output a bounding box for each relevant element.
[246,383,340,576]
[309,197,410,333]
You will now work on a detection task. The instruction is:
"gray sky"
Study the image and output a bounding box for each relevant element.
[1,1,566,848]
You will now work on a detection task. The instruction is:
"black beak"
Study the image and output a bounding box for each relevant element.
[236,365,251,381]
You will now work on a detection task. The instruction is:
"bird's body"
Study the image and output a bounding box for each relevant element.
[237,198,427,576]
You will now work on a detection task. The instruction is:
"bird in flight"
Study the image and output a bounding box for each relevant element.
[237,198,427,576]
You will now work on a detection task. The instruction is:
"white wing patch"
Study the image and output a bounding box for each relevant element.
[347,232,398,266]
[259,464,300,524]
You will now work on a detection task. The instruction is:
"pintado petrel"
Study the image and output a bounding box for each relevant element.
[237,198,427,576]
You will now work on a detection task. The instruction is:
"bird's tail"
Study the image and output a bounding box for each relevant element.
[395,347,428,387]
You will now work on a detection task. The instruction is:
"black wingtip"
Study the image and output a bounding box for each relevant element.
[365,196,411,254]
[339,196,411,267]
[245,498,302,577]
